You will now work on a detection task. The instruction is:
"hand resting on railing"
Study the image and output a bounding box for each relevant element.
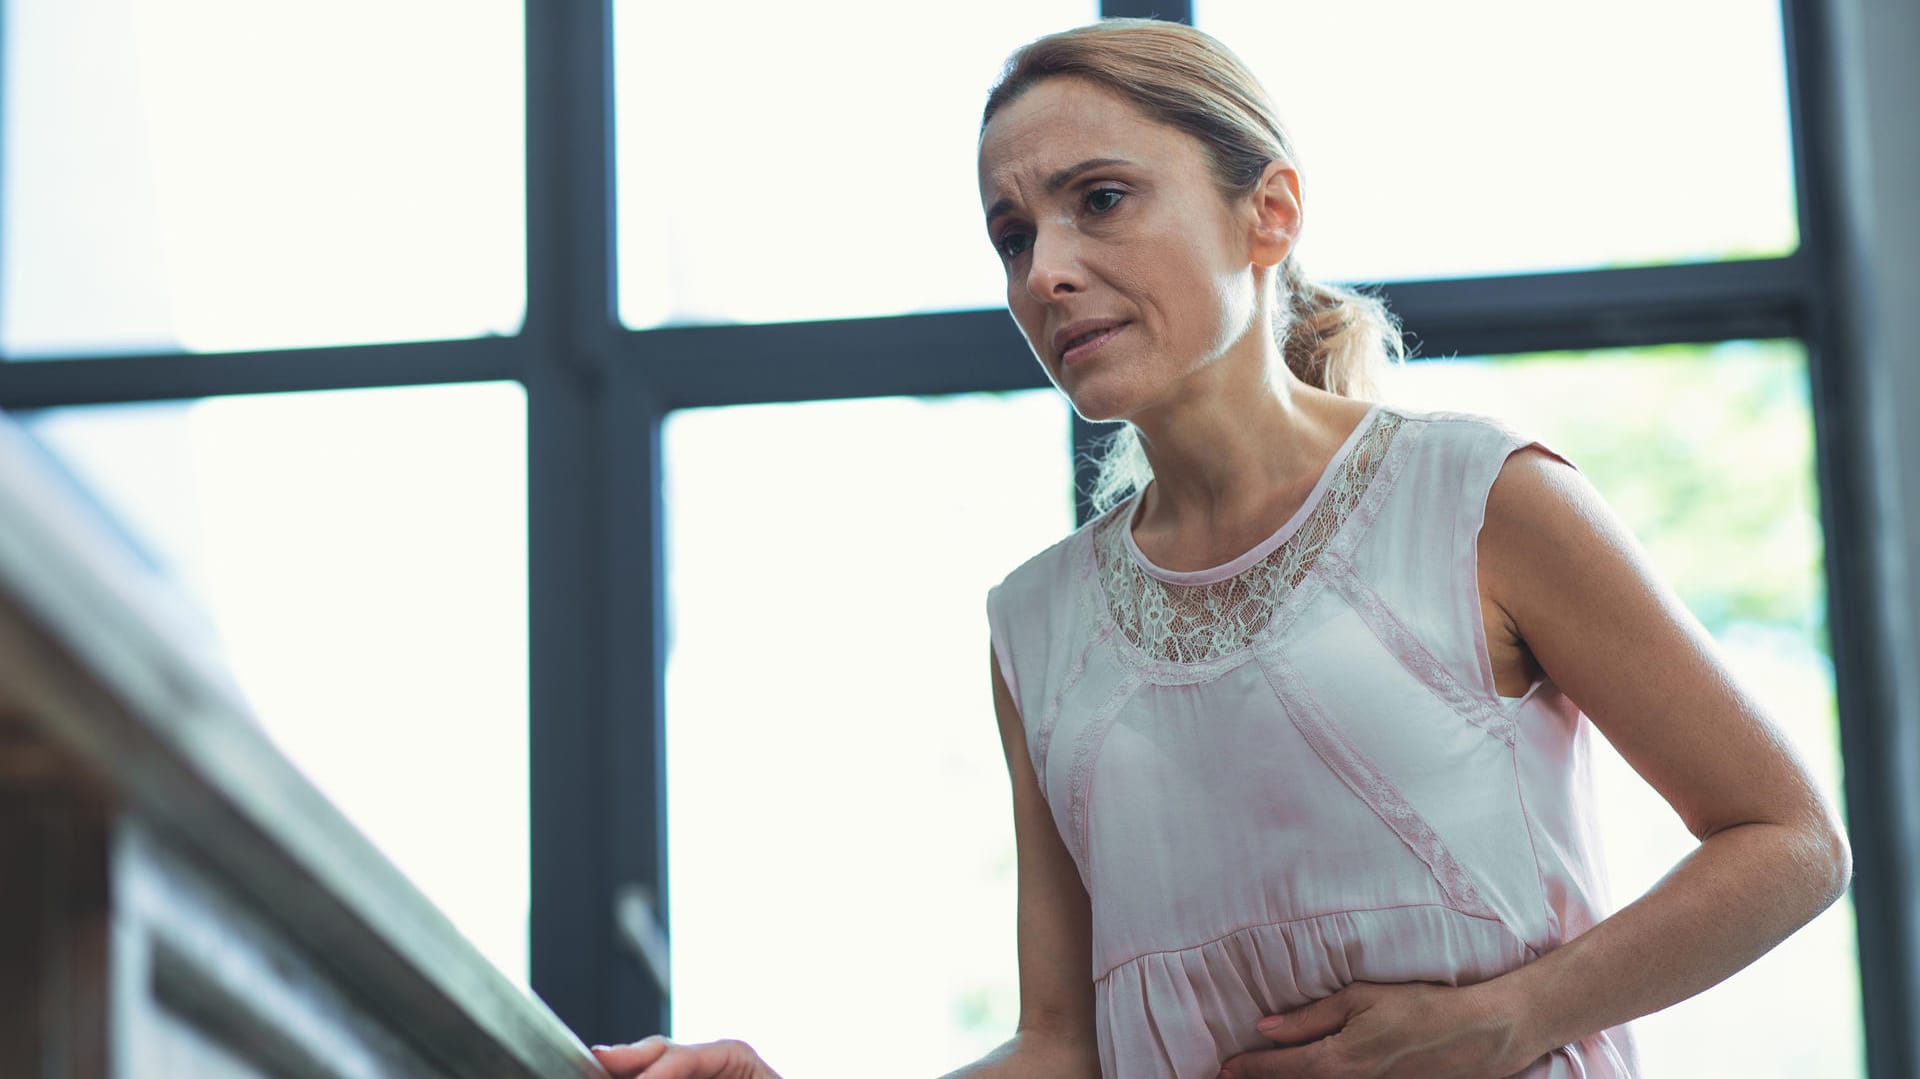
[592,1035,784,1079]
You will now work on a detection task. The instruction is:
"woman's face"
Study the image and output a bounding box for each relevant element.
[977,76,1292,423]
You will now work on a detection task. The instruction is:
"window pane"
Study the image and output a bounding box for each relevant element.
[663,392,1073,1074]
[16,383,531,982]
[1194,1,1797,281]
[613,2,1097,330]
[1384,341,1861,1078]
[1,0,525,358]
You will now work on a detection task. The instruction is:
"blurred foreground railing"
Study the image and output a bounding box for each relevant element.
[0,410,606,1079]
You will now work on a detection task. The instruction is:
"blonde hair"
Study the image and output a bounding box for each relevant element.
[982,19,1404,514]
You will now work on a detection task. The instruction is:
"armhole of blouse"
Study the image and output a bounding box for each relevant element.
[986,583,1022,710]
[1466,435,1581,705]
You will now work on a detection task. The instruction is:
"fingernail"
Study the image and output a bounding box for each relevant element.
[589,1044,610,1052]
[1256,1015,1284,1033]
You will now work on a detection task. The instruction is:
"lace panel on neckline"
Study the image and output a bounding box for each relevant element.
[1094,411,1404,664]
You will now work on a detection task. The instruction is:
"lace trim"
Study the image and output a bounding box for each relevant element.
[1259,652,1499,923]
[1095,412,1404,665]
[1031,625,1112,796]
[1324,553,1517,745]
[1065,672,1144,875]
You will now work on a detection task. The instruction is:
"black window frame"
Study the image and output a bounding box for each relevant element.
[0,1,1906,1073]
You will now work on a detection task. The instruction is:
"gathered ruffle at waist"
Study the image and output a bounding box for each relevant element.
[1093,906,1636,1079]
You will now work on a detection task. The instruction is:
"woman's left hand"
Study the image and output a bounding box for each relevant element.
[1218,981,1530,1079]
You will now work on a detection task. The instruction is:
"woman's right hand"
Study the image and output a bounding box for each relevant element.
[590,1035,783,1079]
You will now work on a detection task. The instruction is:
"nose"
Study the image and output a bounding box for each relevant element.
[1024,228,1086,303]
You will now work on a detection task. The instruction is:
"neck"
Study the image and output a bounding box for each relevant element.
[1129,354,1345,532]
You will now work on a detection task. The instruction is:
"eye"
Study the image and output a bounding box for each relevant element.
[995,231,1032,260]
[1085,187,1125,214]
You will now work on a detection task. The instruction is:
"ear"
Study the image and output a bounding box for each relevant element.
[1246,160,1303,269]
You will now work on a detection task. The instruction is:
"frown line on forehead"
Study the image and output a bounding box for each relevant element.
[984,157,1137,225]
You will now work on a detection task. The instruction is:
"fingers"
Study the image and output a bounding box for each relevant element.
[591,1036,777,1079]
[591,1036,671,1077]
[1225,987,1362,1079]
[1255,985,1362,1046]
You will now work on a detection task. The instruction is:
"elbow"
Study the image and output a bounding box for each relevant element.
[1798,802,1854,912]
[1821,815,1855,909]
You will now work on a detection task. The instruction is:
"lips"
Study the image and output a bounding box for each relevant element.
[1053,319,1129,366]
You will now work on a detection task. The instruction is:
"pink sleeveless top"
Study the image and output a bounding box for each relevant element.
[986,404,1637,1079]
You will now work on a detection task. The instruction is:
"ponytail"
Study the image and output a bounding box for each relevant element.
[1081,264,1404,518]
[1278,260,1403,402]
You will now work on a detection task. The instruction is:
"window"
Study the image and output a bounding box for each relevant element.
[18,382,532,981]
[1,0,525,357]
[612,0,1098,329]
[1194,0,1797,282]
[2,3,1885,1069]
[661,391,1072,1075]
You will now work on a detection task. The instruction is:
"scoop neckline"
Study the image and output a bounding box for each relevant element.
[1120,404,1384,586]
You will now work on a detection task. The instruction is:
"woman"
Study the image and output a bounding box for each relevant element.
[595,19,1850,1079]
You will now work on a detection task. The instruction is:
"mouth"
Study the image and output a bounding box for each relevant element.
[1059,322,1129,367]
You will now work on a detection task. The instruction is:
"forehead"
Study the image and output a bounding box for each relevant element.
[977,77,1192,201]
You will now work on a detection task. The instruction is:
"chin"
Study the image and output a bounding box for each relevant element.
[1061,385,1134,426]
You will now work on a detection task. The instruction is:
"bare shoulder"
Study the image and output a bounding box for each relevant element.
[1470,440,1847,866]
[1474,444,1626,618]
[1470,441,1684,717]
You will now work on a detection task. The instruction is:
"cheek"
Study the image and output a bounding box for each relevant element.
[1005,286,1039,326]
[1112,232,1235,343]
[1004,292,1054,360]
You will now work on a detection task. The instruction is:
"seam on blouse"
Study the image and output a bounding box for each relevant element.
[1240,415,1418,660]
[1509,732,1562,952]
[1462,429,1528,704]
[1095,902,1518,981]
[1032,624,1112,796]
[1001,519,1125,804]
[1326,411,1418,566]
[1324,553,1517,746]
[1258,652,1501,924]
[1065,671,1143,875]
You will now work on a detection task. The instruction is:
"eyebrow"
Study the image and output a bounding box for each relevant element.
[985,157,1137,227]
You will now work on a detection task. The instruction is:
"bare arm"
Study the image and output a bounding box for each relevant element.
[936,646,1101,1079]
[1472,447,1852,1063]
[1221,447,1853,1079]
